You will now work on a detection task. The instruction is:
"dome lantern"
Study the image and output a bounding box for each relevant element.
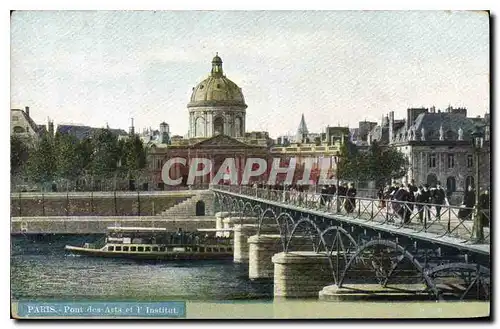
[211,52,223,77]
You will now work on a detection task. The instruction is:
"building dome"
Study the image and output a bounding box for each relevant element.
[188,53,247,109]
[187,54,247,139]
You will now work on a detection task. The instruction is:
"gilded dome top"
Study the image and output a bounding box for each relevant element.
[188,54,247,109]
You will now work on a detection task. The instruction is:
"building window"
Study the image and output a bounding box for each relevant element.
[467,155,473,168]
[13,126,25,133]
[447,154,455,168]
[12,116,19,121]
[446,177,456,193]
[428,153,436,168]
[156,159,161,169]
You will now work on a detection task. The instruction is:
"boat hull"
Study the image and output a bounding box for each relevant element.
[65,245,233,261]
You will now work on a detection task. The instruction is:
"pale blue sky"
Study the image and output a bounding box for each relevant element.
[10,10,489,137]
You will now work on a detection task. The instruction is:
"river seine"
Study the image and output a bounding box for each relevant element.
[11,235,273,301]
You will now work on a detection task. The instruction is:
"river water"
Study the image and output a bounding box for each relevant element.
[10,235,273,301]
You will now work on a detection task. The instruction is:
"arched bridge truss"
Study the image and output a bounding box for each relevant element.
[213,190,491,301]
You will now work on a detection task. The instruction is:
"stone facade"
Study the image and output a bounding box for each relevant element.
[368,106,491,203]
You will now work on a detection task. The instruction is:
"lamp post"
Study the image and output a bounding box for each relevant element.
[334,151,340,213]
[471,127,485,243]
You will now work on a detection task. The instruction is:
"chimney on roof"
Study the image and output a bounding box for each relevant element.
[129,118,135,136]
[25,106,30,117]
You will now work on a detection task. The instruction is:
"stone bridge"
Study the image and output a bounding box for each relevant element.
[211,185,490,301]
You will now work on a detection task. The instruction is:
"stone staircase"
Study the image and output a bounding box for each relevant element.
[158,192,214,217]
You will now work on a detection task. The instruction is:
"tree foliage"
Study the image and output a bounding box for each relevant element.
[337,140,408,185]
[24,134,57,185]
[12,129,148,190]
[10,136,29,176]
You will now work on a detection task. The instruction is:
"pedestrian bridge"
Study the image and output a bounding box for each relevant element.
[210,185,490,301]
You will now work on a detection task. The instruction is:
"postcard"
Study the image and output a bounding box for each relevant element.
[10,10,490,320]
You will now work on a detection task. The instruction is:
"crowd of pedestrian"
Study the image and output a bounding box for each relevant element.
[246,179,490,228]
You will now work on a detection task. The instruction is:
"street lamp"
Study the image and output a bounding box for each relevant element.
[471,126,485,243]
[334,151,340,213]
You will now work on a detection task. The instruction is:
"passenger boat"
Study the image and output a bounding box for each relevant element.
[64,226,234,260]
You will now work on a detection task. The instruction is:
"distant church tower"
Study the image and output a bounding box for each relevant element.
[296,114,309,143]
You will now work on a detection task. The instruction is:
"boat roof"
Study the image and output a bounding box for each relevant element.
[197,228,234,232]
[106,226,168,232]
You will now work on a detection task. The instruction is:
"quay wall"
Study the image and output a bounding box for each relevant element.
[10,191,202,217]
[11,216,216,234]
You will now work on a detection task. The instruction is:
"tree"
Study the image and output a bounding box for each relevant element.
[10,136,29,176]
[54,132,81,181]
[90,128,120,179]
[25,134,57,186]
[365,141,409,186]
[337,140,409,187]
[124,134,147,173]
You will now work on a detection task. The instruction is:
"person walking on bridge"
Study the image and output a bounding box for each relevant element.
[344,182,357,213]
[416,184,431,223]
[432,182,446,221]
[458,185,475,221]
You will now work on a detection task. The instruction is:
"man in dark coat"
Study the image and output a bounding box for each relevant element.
[320,185,328,206]
[416,184,432,223]
[478,188,490,228]
[337,182,347,212]
[407,179,418,213]
[391,184,411,223]
[344,183,357,213]
[432,182,446,220]
[326,184,336,208]
[458,185,475,220]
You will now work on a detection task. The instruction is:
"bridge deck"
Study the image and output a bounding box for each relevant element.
[213,188,490,256]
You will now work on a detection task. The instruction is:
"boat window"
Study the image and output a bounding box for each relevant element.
[123,246,129,252]
[108,246,114,251]
[145,247,151,252]
[199,247,205,253]
[160,246,165,252]
[152,247,159,252]
[115,246,122,252]
[131,246,137,252]
[207,247,212,252]
[138,246,144,252]
[228,247,233,252]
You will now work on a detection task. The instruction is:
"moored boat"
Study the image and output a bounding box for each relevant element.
[64,226,233,260]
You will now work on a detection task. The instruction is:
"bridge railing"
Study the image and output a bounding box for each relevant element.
[211,185,490,244]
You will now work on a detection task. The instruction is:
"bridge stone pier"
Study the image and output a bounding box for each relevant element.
[248,235,313,280]
[318,283,428,301]
[214,212,230,237]
[223,216,256,238]
[233,224,277,263]
[272,251,332,298]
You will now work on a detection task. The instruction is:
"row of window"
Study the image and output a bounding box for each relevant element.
[107,245,232,253]
[426,174,474,193]
[428,154,473,169]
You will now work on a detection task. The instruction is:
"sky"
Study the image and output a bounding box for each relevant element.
[10,10,490,138]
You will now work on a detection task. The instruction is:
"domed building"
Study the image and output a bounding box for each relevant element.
[188,53,247,138]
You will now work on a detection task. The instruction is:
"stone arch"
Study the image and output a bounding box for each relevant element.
[13,126,25,133]
[195,200,205,216]
[446,176,456,194]
[235,116,243,137]
[195,117,205,137]
[213,116,224,135]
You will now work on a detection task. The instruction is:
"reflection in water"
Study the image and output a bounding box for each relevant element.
[11,235,273,301]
